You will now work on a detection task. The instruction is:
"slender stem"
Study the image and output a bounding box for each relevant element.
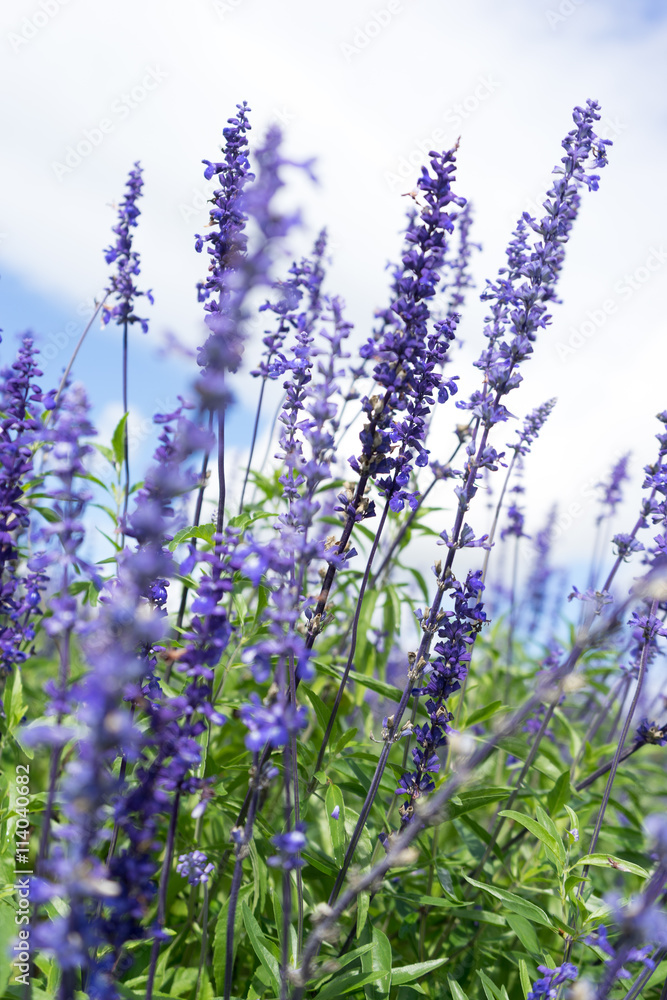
[122,319,130,528]
[217,407,226,536]
[249,391,285,506]
[606,676,629,743]
[570,674,627,778]
[50,294,109,413]
[239,377,266,514]
[573,741,640,792]
[281,745,292,1000]
[194,884,210,1000]
[224,766,260,1000]
[169,442,211,679]
[370,478,436,586]
[146,789,181,1000]
[479,452,517,587]
[370,431,469,589]
[506,534,520,671]
[38,569,71,867]
[581,602,655,871]
[313,499,390,777]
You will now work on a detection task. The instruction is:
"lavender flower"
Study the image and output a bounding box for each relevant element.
[636,718,667,746]
[176,850,215,885]
[596,453,630,524]
[350,145,464,513]
[268,822,308,869]
[527,963,578,999]
[0,336,52,674]
[103,162,153,333]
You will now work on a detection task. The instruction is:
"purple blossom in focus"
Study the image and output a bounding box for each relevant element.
[176,850,215,885]
[103,162,153,333]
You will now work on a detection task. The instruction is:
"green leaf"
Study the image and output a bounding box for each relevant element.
[391,958,448,985]
[312,658,403,701]
[241,900,280,994]
[314,969,392,1000]
[498,809,564,868]
[333,728,358,755]
[33,505,60,523]
[362,925,392,1000]
[572,854,649,879]
[325,783,346,867]
[168,523,217,552]
[465,700,505,728]
[519,959,532,1000]
[212,884,252,995]
[357,890,370,939]
[506,913,540,954]
[477,970,510,1000]
[546,770,571,817]
[94,443,116,464]
[448,787,513,819]
[6,667,26,734]
[463,875,553,927]
[0,904,15,994]
[448,977,470,1000]
[302,685,340,745]
[112,413,129,467]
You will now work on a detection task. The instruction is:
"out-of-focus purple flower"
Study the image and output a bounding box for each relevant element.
[103,162,153,333]
[568,586,613,614]
[613,533,644,561]
[525,504,557,631]
[527,963,578,1000]
[331,805,340,820]
[240,693,308,751]
[597,453,630,525]
[176,850,215,885]
[508,399,556,457]
[267,821,307,870]
[195,108,314,412]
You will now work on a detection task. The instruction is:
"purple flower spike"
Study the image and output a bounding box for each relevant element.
[103,162,153,333]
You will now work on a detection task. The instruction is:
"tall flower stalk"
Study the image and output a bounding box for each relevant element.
[103,162,152,529]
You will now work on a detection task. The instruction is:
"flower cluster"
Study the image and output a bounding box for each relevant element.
[103,162,153,333]
[527,963,578,999]
[0,336,52,674]
[351,146,464,512]
[176,850,215,885]
[393,571,487,825]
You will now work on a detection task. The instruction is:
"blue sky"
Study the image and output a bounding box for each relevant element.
[1,0,666,578]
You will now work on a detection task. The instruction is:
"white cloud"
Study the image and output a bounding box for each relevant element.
[1,0,666,571]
